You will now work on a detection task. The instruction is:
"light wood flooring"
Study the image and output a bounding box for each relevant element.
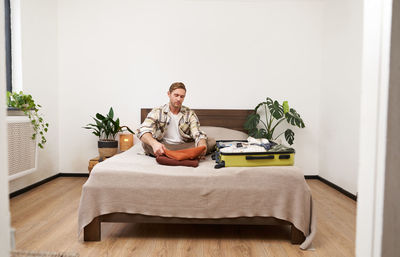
[10,177,356,257]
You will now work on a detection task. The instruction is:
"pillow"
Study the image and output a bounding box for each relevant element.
[156,156,199,167]
[200,126,248,140]
[164,146,206,161]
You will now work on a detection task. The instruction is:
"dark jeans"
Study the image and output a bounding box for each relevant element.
[142,138,216,157]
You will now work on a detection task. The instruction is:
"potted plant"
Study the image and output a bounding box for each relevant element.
[83,107,135,158]
[7,91,49,149]
[244,97,305,145]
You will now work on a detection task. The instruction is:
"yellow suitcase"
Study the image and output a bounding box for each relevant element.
[214,140,295,168]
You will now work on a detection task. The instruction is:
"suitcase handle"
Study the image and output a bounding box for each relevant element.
[279,154,291,159]
[246,155,274,160]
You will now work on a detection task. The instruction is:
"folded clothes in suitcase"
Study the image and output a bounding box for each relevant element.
[213,140,295,168]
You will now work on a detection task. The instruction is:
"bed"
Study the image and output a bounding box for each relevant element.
[78,109,316,250]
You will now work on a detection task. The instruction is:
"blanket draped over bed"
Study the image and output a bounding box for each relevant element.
[78,144,316,249]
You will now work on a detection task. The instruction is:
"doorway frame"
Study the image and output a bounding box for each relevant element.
[356,0,393,256]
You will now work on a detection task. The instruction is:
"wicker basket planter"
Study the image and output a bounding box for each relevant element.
[98,140,118,158]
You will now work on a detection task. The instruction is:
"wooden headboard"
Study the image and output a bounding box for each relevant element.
[140,108,254,133]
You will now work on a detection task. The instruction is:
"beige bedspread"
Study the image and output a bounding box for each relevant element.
[78,144,316,249]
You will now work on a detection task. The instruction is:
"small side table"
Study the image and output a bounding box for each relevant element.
[88,156,108,174]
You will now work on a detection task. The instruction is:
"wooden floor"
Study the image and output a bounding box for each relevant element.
[10,177,356,257]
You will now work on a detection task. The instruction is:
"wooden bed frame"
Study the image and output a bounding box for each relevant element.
[84,108,306,244]
[140,108,254,132]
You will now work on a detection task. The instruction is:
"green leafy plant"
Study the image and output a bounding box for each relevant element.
[83,107,135,141]
[7,91,49,149]
[244,97,305,145]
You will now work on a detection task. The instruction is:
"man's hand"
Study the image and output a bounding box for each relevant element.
[140,133,166,157]
[197,139,207,159]
[152,141,166,157]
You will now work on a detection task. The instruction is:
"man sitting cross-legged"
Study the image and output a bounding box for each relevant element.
[137,82,215,159]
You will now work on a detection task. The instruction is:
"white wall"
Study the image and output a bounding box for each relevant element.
[9,0,58,193]
[11,0,363,193]
[58,0,323,174]
[319,0,362,194]
[1,0,11,254]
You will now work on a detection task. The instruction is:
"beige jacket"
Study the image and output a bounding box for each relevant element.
[137,104,207,145]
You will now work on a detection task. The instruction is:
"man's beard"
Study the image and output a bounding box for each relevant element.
[172,101,181,108]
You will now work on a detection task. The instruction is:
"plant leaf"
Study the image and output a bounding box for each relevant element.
[93,118,103,127]
[247,127,258,138]
[283,101,289,114]
[254,102,267,112]
[257,128,268,139]
[113,118,120,136]
[244,113,260,131]
[125,126,135,134]
[247,128,267,139]
[266,97,284,119]
[108,107,114,119]
[284,129,295,145]
[285,108,305,128]
[96,113,105,120]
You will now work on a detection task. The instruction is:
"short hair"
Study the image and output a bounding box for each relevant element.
[169,82,186,93]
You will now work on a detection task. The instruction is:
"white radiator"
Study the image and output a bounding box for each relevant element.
[7,116,37,181]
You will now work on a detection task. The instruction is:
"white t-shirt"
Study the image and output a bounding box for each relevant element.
[162,113,184,144]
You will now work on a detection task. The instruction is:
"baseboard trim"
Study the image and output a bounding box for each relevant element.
[9,173,89,198]
[9,173,61,198]
[304,175,319,179]
[59,173,89,177]
[10,173,356,201]
[313,176,357,201]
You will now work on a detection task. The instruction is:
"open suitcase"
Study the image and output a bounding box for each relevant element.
[213,140,295,169]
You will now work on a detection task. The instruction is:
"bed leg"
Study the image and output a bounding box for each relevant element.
[290,224,305,244]
[84,217,101,241]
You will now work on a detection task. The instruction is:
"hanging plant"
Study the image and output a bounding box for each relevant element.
[7,91,49,148]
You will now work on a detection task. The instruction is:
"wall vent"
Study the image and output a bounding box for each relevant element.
[7,116,37,180]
